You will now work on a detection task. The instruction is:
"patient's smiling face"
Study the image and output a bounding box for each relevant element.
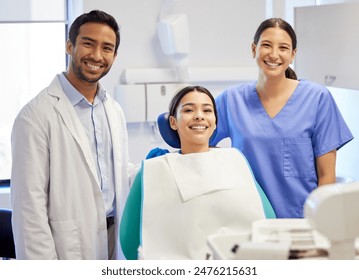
[170,90,216,154]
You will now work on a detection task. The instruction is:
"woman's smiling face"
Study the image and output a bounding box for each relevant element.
[169,90,216,154]
[252,26,297,78]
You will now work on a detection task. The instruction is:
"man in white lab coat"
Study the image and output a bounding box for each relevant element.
[11,10,135,259]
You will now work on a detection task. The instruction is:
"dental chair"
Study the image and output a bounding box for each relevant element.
[121,112,274,259]
[0,208,16,259]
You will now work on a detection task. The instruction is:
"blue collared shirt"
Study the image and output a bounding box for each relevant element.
[58,73,115,217]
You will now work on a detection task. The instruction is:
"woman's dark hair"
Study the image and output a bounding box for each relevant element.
[68,10,120,53]
[253,18,297,80]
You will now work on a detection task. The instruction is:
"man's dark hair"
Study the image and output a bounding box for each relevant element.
[68,10,120,53]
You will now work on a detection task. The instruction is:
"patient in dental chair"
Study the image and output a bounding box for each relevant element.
[120,85,276,260]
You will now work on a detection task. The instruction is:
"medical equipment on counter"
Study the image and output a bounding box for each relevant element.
[208,219,331,260]
[304,181,359,259]
[207,182,359,260]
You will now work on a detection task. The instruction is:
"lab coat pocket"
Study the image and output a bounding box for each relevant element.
[50,219,81,259]
[283,137,315,178]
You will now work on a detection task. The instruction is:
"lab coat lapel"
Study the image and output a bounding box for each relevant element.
[49,77,100,186]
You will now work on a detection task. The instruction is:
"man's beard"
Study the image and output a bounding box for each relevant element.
[72,60,110,83]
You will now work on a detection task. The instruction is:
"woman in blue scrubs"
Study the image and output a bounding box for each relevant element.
[211,18,353,218]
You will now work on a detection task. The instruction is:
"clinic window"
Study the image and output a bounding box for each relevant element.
[0,0,67,180]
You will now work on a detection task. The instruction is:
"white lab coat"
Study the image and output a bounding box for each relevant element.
[11,76,133,259]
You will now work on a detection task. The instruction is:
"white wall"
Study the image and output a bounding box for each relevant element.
[82,0,266,89]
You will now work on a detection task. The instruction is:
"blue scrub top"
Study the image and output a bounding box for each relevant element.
[211,80,353,218]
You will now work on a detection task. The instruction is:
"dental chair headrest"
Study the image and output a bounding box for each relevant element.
[157,112,217,149]
[157,112,181,148]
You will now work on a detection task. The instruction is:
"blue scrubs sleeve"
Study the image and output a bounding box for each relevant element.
[313,88,353,157]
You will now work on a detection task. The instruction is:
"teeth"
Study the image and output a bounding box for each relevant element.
[87,63,100,70]
[265,61,280,67]
[191,126,206,130]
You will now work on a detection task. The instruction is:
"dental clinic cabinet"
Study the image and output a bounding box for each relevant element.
[294,2,359,90]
